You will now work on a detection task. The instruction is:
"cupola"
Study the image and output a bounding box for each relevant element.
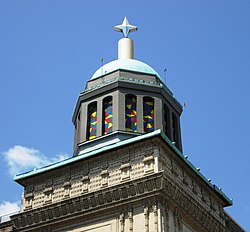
[72,17,183,156]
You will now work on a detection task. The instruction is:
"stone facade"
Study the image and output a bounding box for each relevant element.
[6,135,242,232]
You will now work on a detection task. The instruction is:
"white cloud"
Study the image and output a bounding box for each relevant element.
[0,201,20,222]
[2,145,69,176]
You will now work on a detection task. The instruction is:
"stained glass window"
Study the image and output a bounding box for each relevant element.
[125,95,137,132]
[88,102,97,140]
[143,97,154,133]
[103,96,113,135]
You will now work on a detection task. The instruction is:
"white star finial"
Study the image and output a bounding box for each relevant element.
[114,17,137,38]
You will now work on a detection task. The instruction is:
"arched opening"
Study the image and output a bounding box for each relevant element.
[125,94,137,132]
[103,96,113,135]
[143,97,154,133]
[87,102,97,140]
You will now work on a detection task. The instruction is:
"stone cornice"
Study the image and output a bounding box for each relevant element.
[72,74,182,123]
[11,173,162,231]
[11,172,230,232]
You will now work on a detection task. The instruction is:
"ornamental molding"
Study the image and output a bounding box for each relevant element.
[162,177,226,232]
[13,173,227,232]
[11,173,162,231]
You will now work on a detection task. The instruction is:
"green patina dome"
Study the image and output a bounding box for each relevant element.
[91,59,161,80]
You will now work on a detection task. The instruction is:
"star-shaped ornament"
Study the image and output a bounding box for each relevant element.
[114,17,137,38]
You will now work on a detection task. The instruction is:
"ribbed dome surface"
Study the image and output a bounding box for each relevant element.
[91,59,161,80]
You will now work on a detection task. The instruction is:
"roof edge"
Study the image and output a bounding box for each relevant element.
[14,129,232,206]
[159,130,232,206]
[14,130,162,183]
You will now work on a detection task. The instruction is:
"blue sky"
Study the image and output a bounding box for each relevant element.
[0,0,249,229]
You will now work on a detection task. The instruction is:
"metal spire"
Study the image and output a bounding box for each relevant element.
[114,17,137,38]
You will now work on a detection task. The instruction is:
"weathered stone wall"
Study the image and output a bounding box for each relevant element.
[22,140,156,211]
[15,137,241,232]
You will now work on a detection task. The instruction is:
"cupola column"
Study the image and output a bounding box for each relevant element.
[137,95,144,133]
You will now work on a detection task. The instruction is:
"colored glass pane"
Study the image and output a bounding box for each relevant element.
[88,106,97,140]
[143,98,154,133]
[125,95,137,132]
[104,99,113,135]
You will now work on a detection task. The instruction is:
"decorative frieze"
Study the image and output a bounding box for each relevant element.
[12,173,162,231]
